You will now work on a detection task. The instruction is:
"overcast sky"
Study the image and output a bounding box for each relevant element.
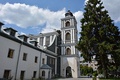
[0,0,120,36]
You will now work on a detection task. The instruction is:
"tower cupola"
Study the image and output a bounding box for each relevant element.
[65,10,73,17]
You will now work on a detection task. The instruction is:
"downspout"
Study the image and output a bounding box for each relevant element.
[14,41,22,80]
[39,51,42,78]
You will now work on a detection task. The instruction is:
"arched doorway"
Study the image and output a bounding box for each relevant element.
[66,66,72,78]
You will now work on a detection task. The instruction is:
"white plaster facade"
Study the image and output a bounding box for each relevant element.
[0,35,20,80]
[0,26,57,80]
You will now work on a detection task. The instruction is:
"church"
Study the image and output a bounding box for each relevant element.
[0,10,80,80]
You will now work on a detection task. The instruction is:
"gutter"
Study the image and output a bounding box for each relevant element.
[14,41,22,80]
[39,52,42,78]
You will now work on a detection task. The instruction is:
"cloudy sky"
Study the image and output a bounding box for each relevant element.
[0,0,120,36]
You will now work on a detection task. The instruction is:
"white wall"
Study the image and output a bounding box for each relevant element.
[60,57,79,78]
[0,36,20,79]
[16,45,41,80]
[0,35,42,80]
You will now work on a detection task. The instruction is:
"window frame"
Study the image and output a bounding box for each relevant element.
[42,71,45,76]
[33,71,37,78]
[3,70,11,79]
[42,58,45,64]
[46,36,50,46]
[23,53,27,61]
[35,56,38,63]
[7,48,14,58]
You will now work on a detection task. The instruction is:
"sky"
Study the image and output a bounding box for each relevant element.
[0,0,120,36]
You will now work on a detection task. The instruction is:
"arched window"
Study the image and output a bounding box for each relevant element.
[42,71,45,76]
[65,33,71,40]
[65,21,70,27]
[66,48,71,55]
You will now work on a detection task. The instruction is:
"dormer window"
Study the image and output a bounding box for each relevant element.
[65,21,70,27]
[29,41,38,47]
[18,35,28,42]
[4,28,17,37]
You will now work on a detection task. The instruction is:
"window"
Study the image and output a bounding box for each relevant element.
[3,70,11,79]
[40,37,44,46]
[42,71,45,76]
[8,49,14,58]
[42,58,45,64]
[35,56,38,63]
[65,21,70,27]
[20,71,25,80]
[52,59,55,65]
[66,33,71,40]
[10,31,15,36]
[66,48,71,55]
[33,71,37,78]
[46,36,50,46]
[51,35,54,41]
[23,53,27,61]
[24,37,27,42]
[50,58,52,64]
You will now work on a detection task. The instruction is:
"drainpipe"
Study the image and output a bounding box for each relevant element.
[14,41,22,80]
[39,51,42,78]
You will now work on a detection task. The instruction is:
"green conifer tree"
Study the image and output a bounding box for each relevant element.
[76,0,120,78]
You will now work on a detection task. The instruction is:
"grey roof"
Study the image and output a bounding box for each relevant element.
[41,64,52,69]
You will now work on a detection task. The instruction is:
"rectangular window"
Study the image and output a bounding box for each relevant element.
[20,71,25,80]
[50,58,52,64]
[10,31,15,36]
[33,71,37,78]
[46,36,50,46]
[35,56,38,63]
[51,35,54,41]
[52,59,55,65]
[8,49,14,58]
[40,37,43,46]
[23,53,27,61]
[42,58,45,64]
[24,37,27,42]
[3,70,11,79]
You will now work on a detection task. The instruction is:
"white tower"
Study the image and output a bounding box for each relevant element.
[60,10,80,78]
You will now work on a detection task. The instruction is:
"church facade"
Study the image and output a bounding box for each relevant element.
[0,11,80,80]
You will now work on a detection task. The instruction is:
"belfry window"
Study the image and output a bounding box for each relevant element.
[65,21,70,27]
[66,48,71,55]
[65,33,71,40]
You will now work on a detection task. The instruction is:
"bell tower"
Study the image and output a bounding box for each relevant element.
[60,10,80,78]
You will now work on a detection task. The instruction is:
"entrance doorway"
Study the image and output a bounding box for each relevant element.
[66,66,72,78]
